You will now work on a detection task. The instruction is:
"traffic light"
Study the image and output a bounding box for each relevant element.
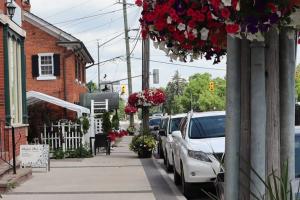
[121,85,126,95]
[209,81,215,92]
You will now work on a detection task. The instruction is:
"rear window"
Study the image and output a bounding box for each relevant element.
[189,115,225,139]
[149,118,161,126]
[296,135,300,178]
[170,117,183,133]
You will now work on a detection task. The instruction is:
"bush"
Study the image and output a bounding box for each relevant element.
[102,112,112,134]
[65,146,92,158]
[111,113,120,130]
[129,134,156,157]
[53,148,64,159]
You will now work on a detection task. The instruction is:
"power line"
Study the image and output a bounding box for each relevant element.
[86,56,124,69]
[130,57,226,71]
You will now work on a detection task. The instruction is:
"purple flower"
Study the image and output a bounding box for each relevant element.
[175,0,186,15]
[269,13,279,24]
[247,24,259,34]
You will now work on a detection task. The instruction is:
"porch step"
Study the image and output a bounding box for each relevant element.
[0,168,32,192]
[0,160,21,179]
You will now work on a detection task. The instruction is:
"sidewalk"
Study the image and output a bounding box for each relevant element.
[2,136,182,200]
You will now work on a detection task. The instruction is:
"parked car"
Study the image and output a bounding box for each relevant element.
[159,114,186,172]
[172,111,225,198]
[149,116,162,137]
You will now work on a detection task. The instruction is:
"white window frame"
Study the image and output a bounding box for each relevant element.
[37,53,56,80]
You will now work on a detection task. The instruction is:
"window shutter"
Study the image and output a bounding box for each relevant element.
[53,54,60,76]
[32,55,39,77]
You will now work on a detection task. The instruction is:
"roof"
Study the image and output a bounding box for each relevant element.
[190,111,226,118]
[23,11,94,63]
[27,91,90,117]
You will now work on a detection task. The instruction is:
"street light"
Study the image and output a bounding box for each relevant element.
[6,1,16,19]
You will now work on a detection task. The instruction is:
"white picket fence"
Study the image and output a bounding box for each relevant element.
[41,122,84,152]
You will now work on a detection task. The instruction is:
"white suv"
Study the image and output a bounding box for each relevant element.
[159,114,186,172]
[172,111,225,198]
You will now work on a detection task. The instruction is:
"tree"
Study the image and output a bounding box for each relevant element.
[118,98,126,120]
[101,112,111,134]
[86,81,97,93]
[178,73,226,112]
[163,71,187,114]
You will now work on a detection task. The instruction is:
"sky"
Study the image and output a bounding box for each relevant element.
[29,0,300,94]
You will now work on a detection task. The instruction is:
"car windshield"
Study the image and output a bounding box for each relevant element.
[189,115,225,139]
[149,118,161,126]
[170,117,183,133]
[296,135,300,178]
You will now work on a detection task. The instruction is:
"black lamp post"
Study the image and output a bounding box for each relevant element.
[7,1,16,19]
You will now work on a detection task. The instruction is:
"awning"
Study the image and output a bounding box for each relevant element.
[27,91,90,117]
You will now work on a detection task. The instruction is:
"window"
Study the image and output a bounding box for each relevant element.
[75,58,81,82]
[170,117,183,133]
[38,53,54,79]
[32,53,60,80]
[8,36,23,125]
[179,117,187,138]
[188,115,225,139]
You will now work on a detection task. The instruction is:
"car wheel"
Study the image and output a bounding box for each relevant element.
[181,164,193,199]
[173,157,181,185]
[165,152,173,172]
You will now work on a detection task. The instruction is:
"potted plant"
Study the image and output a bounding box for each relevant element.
[129,133,156,158]
[127,125,136,136]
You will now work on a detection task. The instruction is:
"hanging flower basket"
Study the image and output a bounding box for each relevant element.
[125,104,138,114]
[136,0,227,64]
[207,0,300,40]
[128,89,166,108]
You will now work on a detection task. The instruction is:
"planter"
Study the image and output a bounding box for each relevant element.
[138,148,152,158]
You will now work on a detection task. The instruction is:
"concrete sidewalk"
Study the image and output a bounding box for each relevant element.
[2,136,181,200]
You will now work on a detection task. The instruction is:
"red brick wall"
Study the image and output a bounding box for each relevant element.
[23,21,88,104]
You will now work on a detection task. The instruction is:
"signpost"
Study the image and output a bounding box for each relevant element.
[20,145,50,171]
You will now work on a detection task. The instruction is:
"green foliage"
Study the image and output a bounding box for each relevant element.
[129,134,156,155]
[102,112,112,134]
[163,70,187,114]
[111,112,120,130]
[65,146,92,158]
[178,73,226,112]
[127,125,136,136]
[77,116,90,134]
[86,81,97,93]
[118,98,126,120]
[53,148,64,159]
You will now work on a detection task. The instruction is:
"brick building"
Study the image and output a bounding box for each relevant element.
[0,0,30,162]
[22,7,93,122]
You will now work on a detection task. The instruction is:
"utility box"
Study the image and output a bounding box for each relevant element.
[80,92,119,111]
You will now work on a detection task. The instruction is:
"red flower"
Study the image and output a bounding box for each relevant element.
[267,3,277,13]
[221,8,231,19]
[226,24,240,34]
[125,104,138,114]
[135,0,143,7]
[108,132,117,142]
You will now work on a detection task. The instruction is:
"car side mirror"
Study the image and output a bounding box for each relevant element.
[159,130,166,136]
[171,131,182,138]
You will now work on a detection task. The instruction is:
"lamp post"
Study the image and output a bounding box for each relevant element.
[7,1,16,19]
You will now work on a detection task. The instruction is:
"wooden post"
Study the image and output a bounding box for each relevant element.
[225,35,241,200]
[279,28,296,181]
[142,37,150,133]
[239,38,251,200]
[250,41,266,199]
[265,27,281,196]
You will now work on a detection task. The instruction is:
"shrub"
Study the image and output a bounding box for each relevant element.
[102,112,112,134]
[53,148,64,159]
[111,113,120,130]
[129,134,156,156]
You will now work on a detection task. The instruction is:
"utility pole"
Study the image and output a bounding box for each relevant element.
[122,0,134,127]
[142,37,150,132]
[97,41,101,90]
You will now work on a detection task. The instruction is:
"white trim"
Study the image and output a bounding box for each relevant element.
[38,53,55,78]
[0,14,26,37]
[36,76,56,81]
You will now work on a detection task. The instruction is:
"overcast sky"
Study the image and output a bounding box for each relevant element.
[29,0,300,94]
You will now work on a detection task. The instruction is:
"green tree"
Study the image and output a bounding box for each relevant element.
[86,81,97,93]
[118,98,126,120]
[178,73,226,112]
[101,112,111,134]
[111,112,120,130]
[163,71,187,114]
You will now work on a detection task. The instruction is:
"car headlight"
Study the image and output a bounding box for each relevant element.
[188,150,212,162]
